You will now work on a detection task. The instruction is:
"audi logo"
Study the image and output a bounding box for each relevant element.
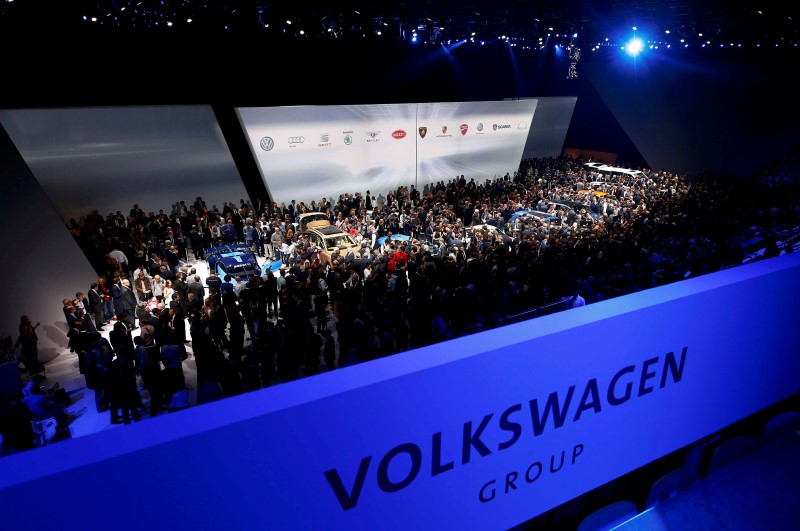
[288,136,305,144]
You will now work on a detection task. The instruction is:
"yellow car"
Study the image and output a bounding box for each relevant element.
[299,212,362,266]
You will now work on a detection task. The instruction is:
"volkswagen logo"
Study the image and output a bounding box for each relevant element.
[288,136,305,144]
[260,136,274,151]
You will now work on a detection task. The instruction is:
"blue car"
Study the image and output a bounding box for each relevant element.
[205,244,281,284]
[377,233,412,246]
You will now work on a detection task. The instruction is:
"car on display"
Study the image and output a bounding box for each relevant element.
[508,209,560,225]
[299,212,362,266]
[377,233,413,247]
[467,223,512,245]
[205,243,271,283]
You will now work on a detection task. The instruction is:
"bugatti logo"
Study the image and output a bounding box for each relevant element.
[344,135,353,145]
[492,124,498,131]
[419,127,427,138]
[442,125,448,134]
[460,124,468,136]
[477,123,483,132]
[259,137,274,151]
[288,136,305,144]
[392,130,407,139]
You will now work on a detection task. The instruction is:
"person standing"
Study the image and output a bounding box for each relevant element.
[271,224,284,264]
[119,278,139,329]
[97,276,115,323]
[88,282,105,331]
[14,315,43,375]
[134,335,164,417]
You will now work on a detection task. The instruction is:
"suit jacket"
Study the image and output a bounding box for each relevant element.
[87,288,103,314]
[120,285,138,312]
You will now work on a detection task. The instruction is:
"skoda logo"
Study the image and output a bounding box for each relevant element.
[288,136,305,144]
[260,136,274,151]
[344,135,353,145]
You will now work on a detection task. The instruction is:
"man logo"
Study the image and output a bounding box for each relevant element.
[518,122,528,130]
[344,135,353,145]
[392,130,407,139]
[288,136,305,144]
[477,123,483,132]
[260,137,274,151]
[492,124,498,131]
[442,125,448,134]
[460,124,468,136]
[418,127,427,138]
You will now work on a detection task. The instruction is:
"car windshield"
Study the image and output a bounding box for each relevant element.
[325,234,356,250]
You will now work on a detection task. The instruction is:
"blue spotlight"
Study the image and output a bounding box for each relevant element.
[624,37,644,57]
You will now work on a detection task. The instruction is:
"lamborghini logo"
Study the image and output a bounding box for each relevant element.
[419,126,427,138]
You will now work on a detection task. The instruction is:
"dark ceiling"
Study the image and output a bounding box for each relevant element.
[1,1,798,51]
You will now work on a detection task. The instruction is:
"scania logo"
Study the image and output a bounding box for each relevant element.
[419,127,427,138]
[392,130,407,139]
[492,124,498,131]
[460,124,468,136]
[288,136,305,144]
[260,136,274,151]
[477,123,484,132]
[493,124,511,130]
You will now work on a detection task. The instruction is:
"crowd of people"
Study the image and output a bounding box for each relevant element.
[4,155,799,451]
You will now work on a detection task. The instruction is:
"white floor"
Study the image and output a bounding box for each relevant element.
[29,253,317,444]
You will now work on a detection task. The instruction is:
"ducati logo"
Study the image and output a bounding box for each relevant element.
[460,124,468,136]
[419,127,427,138]
[442,125,448,134]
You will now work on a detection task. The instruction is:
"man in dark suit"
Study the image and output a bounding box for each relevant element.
[88,282,105,331]
[173,272,189,316]
[119,278,139,329]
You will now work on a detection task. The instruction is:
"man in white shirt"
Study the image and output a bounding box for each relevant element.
[107,246,128,268]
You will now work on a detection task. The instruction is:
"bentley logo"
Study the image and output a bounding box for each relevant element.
[442,125,448,134]
[419,126,427,138]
